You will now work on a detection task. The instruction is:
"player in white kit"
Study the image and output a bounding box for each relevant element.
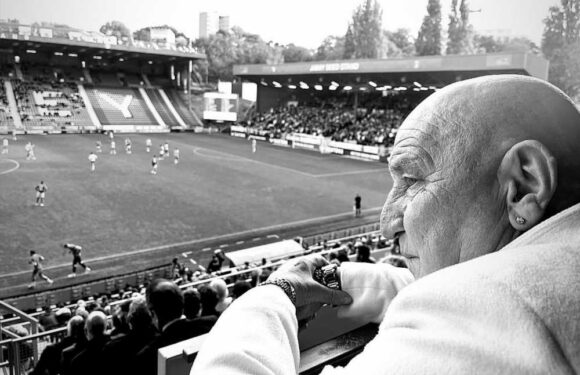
[251,138,257,153]
[88,152,98,172]
[146,138,152,152]
[110,140,116,155]
[2,138,8,154]
[173,148,180,164]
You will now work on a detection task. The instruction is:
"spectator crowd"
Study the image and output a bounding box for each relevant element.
[2,232,405,375]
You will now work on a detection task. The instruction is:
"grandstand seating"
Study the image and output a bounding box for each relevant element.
[91,71,121,87]
[85,87,159,126]
[0,79,15,129]
[165,89,203,126]
[11,78,94,131]
[146,88,183,127]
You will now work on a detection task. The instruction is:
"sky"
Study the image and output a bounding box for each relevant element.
[0,0,560,49]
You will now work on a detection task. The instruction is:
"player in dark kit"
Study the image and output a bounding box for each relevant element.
[354,194,362,217]
[63,243,91,277]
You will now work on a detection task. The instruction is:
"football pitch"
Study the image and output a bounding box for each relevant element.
[0,132,392,277]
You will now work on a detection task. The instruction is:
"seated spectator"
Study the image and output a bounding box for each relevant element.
[136,279,217,375]
[60,315,88,375]
[69,311,109,375]
[232,280,252,300]
[109,299,131,338]
[198,284,219,317]
[101,297,158,375]
[209,278,232,313]
[355,242,375,263]
[38,306,58,332]
[31,316,84,375]
[183,288,202,319]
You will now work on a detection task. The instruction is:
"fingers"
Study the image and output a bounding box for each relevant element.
[309,283,353,306]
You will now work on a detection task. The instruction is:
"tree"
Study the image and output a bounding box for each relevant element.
[99,21,131,43]
[416,0,442,55]
[541,0,580,97]
[315,35,345,61]
[446,0,460,54]
[347,0,383,58]
[384,28,416,56]
[343,24,356,59]
[282,44,313,63]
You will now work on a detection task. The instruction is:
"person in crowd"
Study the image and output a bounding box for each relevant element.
[171,257,184,280]
[206,254,222,273]
[191,75,580,374]
[69,311,109,375]
[34,180,47,207]
[4,325,34,373]
[109,299,131,338]
[183,288,202,319]
[355,241,375,263]
[209,278,232,314]
[101,297,158,375]
[31,315,85,375]
[38,306,58,332]
[60,315,88,375]
[2,137,8,154]
[198,283,220,318]
[110,140,116,155]
[136,279,217,375]
[63,243,91,277]
[28,250,53,288]
[231,279,252,300]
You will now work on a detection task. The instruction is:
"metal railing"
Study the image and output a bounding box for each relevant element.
[0,227,385,374]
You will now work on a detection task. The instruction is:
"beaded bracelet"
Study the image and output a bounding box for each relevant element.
[259,278,297,305]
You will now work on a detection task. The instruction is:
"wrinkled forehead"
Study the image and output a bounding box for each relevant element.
[391,108,445,162]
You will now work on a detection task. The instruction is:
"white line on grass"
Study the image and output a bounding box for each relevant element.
[266,234,279,239]
[193,147,315,177]
[1,206,383,277]
[0,159,20,175]
[192,147,384,179]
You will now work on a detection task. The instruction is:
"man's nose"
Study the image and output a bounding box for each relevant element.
[380,190,405,239]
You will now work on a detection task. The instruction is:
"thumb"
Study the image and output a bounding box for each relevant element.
[311,283,353,306]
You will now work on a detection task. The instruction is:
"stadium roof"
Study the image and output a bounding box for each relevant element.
[234,52,548,88]
[0,35,205,62]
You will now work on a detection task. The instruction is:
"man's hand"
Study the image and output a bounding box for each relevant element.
[268,255,353,327]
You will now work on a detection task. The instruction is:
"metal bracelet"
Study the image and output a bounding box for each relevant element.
[260,278,297,305]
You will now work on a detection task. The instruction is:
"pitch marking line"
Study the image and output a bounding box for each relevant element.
[193,147,383,178]
[267,234,279,239]
[193,147,314,177]
[1,207,384,278]
[0,159,20,175]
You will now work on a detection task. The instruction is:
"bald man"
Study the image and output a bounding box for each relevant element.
[192,75,580,375]
[69,311,109,375]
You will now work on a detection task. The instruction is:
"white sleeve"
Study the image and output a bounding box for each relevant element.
[336,262,414,324]
[191,285,300,375]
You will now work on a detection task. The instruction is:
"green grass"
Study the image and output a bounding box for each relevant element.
[0,132,391,275]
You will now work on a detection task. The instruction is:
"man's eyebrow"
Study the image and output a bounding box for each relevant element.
[389,146,435,173]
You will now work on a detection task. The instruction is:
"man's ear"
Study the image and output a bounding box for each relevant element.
[498,140,557,231]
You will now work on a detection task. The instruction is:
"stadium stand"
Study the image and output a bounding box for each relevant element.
[243,105,407,147]
[146,88,183,127]
[165,89,203,127]
[0,79,16,130]
[84,87,159,126]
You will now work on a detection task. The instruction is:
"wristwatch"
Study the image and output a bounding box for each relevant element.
[313,264,341,290]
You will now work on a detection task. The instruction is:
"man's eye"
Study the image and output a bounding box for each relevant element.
[403,176,418,186]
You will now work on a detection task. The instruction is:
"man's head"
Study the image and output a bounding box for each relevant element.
[146,279,184,329]
[85,311,107,341]
[127,296,154,332]
[381,75,580,278]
